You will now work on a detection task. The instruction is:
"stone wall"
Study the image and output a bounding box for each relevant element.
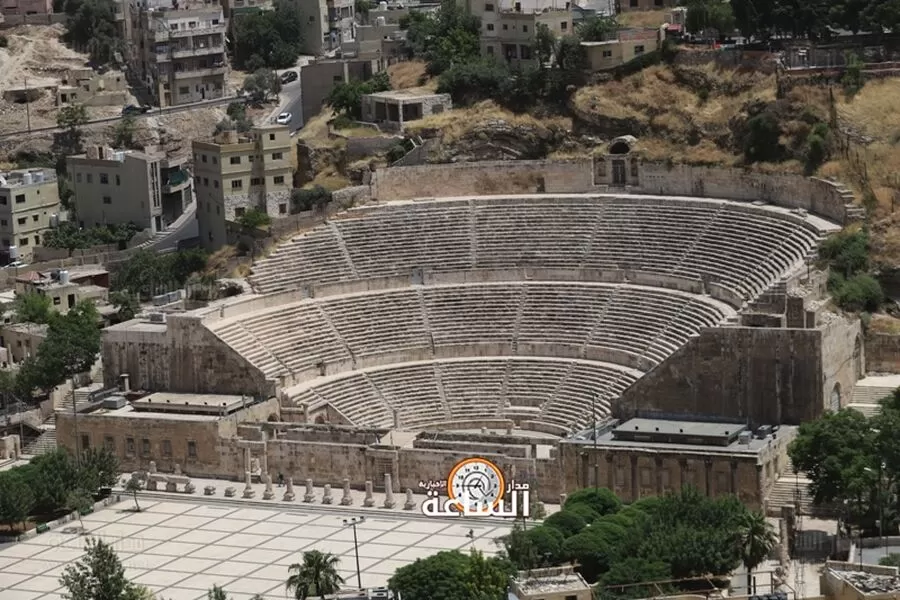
[370,159,852,225]
[865,333,900,373]
[614,327,825,426]
[102,315,272,395]
[821,316,864,410]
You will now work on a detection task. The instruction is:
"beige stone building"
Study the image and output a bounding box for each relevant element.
[68,146,193,235]
[482,7,572,66]
[14,267,110,315]
[56,392,279,473]
[291,0,355,55]
[299,58,379,124]
[820,562,900,600]
[582,27,663,71]
[0,169,62,264]
[126,0,228,107]
[0,322,47,364]
[0,0,51,15]
[360,89,451,130]
[510,566,592,600]
[617,0,675,11]
[192,125,292,250]
[56,68,129,107]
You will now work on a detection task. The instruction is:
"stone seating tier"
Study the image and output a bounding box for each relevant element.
[249,196,824,302]
[287,357,640,433]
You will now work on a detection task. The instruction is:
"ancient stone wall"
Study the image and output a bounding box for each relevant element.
[614,327,824,426]
[821,316,864,410]
[865,333,900,373]
[102,315,272,395]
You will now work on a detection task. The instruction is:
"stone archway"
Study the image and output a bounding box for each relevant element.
[830,382,842,412]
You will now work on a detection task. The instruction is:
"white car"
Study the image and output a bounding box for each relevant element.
[275,112,292,125]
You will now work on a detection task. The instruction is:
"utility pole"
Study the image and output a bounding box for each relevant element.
[24,76,31,133]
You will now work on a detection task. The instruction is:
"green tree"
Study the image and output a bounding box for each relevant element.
[544,509,587,537]
[124,476,143,512]
[292,186,332,213]
[564,488,622,518]
[737,511,777,593]
[66,488,94,531]
[242,69,283,104]
[285,550,344,599]
[406,0,481,75]
[27,449,78,514]
[63,0,120,63]
[113,114,138,149]
[32,301,101,389]
[232,2,306,70]
[880,553,900,567]
[208,585,229,600]
[112,248,208,300]
[388,550,513,600]
[110,291,139,324]
[57,104,89,131]
[59,538,141,600]
[56,103,89,157]
[77,446,119,492]
[13,292,53,324]
[577,15,618,41]
[238,207,273,229]
[743,112,783,163]
[685,0,736,37]
[819,229,870,278]
[327,71,391,120]
[0,470,35,531]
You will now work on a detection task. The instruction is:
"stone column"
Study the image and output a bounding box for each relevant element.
[242,471,255,498]
[322,484,333,504]
[403,489,416,510]
[148,461,157,474]
[363,480,375,507]
[263,473,275,500]
[341,478,353,506]
[244,447,251,475]
[383,474,396,508]
[260,432,268,476]
[283,477,296,502]
[303,478,315,503]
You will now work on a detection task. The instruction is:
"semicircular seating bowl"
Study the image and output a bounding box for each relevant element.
[220,195,822,434]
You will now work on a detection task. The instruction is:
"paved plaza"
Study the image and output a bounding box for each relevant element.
[0,497,511,600]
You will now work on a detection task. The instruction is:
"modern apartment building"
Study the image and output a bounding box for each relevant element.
[0,0,51,15]
[127,0,228,107]
[0,169,62,264]
[482,6,572,66]
[293,0,355,54]
[67,146,193,235]
[192,125,292,250]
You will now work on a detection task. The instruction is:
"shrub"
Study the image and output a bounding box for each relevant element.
[387,143,408,164]
[564,488,622,518]
[292,186,332,212]
[832,273,884,312]
[544,509,587,537]
[743,112,782,163]
[0,35,8,48]
[437,60,510,106]
[805,122,831,174]
[819,229,869,277]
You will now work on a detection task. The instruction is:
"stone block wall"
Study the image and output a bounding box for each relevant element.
[821,316,864,410]
[614,327,825,426]
[865,333,900,373]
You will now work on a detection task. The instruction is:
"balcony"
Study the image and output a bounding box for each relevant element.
[168,25,226,38]
[162,169,190,194]
[171,44,224,58]
[173,65,227,79]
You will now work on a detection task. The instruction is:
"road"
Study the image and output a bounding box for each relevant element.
[0,95,239,141]
[275,56,314,132]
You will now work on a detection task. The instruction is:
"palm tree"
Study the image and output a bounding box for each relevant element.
[737,511,778,594]
[207,585,228,600]
[285,550,345,600]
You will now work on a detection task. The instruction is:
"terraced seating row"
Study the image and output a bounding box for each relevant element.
[289,358,639,432]
[208,282,731,379]
[249,196,824,303]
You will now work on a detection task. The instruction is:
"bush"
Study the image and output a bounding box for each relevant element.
[832,273,884,312]
[819,229,869,277]
[564,488,622,518]
[805,122,831,174]
[743,112,783,163]
[237,207,272,229]
[437,60,510,106]
[544,510,587,537]
[0,35,8,48]
[387,143,408,164]
[292,186,332,212]
[232,2,306,70]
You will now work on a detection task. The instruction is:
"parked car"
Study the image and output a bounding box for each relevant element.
[276,112,292,125]
[122,104,152,116]
[280,70,298,84]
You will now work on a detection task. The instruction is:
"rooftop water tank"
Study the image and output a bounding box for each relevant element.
[30,170,43,183]
[738,431,752,445]
[59,270,70,285]
[21,172,32,185]
[375,15,386,26]
[378,1,387,8]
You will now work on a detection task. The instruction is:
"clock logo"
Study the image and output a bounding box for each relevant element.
[446,457,505,513]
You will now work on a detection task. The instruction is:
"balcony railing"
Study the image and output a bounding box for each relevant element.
[173,65,227,79]
[162,169,190,194]
[171,44,224,58]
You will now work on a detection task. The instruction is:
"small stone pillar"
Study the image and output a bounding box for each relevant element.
[283,477,296,501]
[244,447,251,474]
[403,489,416,510]
[173,464,182,476]
[165,479,177,493]
[260,432,268,475]
[184,481,195,494]
[263,473,275,500]
[242,471,255,498]
[363,480,375,508]
[303,478,315,503]
[322,484,333,504]
[559,493,567,506]
[147,479,158,491]
[148,461,157,474]
[383,474,396,509]
[340,478,353,506]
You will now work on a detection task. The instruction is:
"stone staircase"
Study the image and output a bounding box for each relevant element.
[766,458,815,516]
[23,428,56,455]
[846,380,897,418]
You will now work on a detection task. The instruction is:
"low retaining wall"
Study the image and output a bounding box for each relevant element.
[866,332,900,373]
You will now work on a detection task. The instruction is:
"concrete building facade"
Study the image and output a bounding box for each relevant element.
[68,146,193,235]
[482,7,571,66]
[127,1,228,107]
[290,0,355,55]
[192,125,292,250]
[56,68,129,107]
[299,58,378,124]
[0,322,47,364]
[582,27,663,71]
[360,89,451,130]
[0,0,51,15]
[0,168,62,264]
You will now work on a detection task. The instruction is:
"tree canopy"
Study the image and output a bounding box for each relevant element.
[42,222,141,253]
[60,538,151,600]
[111,248,208,300]
[13,292,53,324]
[285,550,344,599]
[327,71,391,120]
[63,0,121,63]
[389,550,514,600]
[242,69,282,105]
[232,1,306,70]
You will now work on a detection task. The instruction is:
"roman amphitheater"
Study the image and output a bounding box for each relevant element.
[61,141,866,513]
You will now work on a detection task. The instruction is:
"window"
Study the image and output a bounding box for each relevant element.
[81,434,90,450]
[522,25,528,32]
[602,50,613,58]
[32,215,38,222]
[15,194,25,204]
[279,203,287,214]
[17,217,25,225]
[188,441,197,458]
[100,173,109,184]
[230,156,241,165]
[484,1,494,9]
[269,133,276,140]
[212,157,218,164]
[179,86,189,95]
[162,439,172,457]
[273,175,285,184]
[141,438,150,457]
[520,45,532,59]
[502,23,508,30]
[86,173,93,183]
[213,180,219,189]
[250,177,262,186]
[2,239,9,247]
[560,21,568,30]
[203,177,209,186]
[18,238,28,246]
[103,196,112,205]
[231,179,243,189]
[104,436,115,451]
[486,45,495,54]
[272,152,283,160]
[248,155,255,162]
[76,173,82,183]
[634,44,645,55]
[486,23,494,30]
[116,174,121,185]
[235,207,246,217]
[201,154,208,163]
[0,220,5,226]
[53,297,61,305]
[630,0,637,6]
[33,235,39,246]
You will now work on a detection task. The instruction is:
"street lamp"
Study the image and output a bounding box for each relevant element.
[864,459,888,557]
[342,516,365,590]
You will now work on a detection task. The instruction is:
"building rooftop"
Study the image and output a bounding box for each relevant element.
[827,562,900,595]
[0,169,56,187]
[132,392,258,416]
[2,322,49,335]
[613,417,745,440]
[511,566,590,598]
[364,87,445,100]
[105,318,168,333]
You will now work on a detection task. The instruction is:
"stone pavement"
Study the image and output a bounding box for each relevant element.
[0,484,520,600]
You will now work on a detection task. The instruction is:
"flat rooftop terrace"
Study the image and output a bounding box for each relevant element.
[132,392,255,416]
